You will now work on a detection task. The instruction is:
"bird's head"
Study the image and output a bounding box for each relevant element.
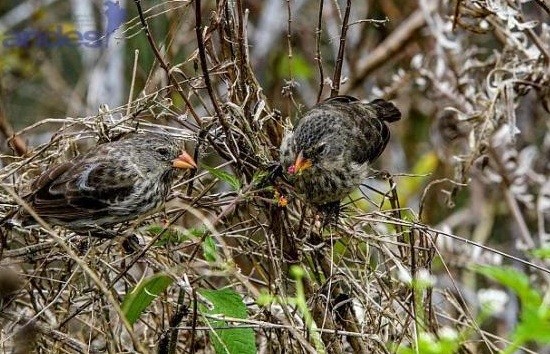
[152,138,197,171]
[287,138,344,176]
[128,134,197,177]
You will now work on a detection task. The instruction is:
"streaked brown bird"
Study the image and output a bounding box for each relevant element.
[4,133,196,233]
[279,95,401,214]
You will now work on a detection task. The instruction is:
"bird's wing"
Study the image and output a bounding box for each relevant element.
[351,114,391,164]
[349,100,401,164]
[29,159,136,220]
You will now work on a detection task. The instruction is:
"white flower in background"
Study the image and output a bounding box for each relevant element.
[478,288,508,314]
[416,268,436,288]
[398,267,412,285]
[398,268,436,288]
[419,331,436,344]
[438,326,459,341]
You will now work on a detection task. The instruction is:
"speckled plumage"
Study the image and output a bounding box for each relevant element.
[280,95,401,207]
[17,133,195,232]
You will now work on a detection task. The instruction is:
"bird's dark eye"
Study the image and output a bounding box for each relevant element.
[315,143,328,157]
[156,147,171,159]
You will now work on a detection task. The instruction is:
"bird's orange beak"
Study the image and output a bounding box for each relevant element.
[288,151,312,175]
[172,151,197,169]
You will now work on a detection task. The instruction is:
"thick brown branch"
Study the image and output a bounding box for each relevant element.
[345,8,427,92]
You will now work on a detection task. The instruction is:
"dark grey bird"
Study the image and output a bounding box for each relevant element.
[279,95,401,213]
[3,133,196,233]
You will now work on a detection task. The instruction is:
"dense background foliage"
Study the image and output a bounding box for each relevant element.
[0,0,549,353]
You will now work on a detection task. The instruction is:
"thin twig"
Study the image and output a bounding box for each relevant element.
[194,0,224,122]
[315,0,325,102]
[373,212,550,275]
[194,0,241,169]
[283,0,295,117]
[330,0,351,97]
[133,0,202,127]
[126,49,140,117]
[452,0,462,31]
[235,0,248,100]
[534,0,550,15]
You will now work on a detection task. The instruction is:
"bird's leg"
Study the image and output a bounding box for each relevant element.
[117,219,147,252]
[121,234,142,254]
[319,201,342,227]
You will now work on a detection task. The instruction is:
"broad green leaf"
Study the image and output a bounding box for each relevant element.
[515,314,550,342]
[202,164,241,191]
[199,288,256,354]
[122,273,173,325]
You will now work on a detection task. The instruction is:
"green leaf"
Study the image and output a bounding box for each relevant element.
[121,273,173,325]
[252,170,268,184]
[474,265,550,344]
[515,313,550,342]
[203,235,218,262]
[276,53,313,80]
[396,150,438,207]
[147,224,189,246]
[531,247,550,260]
[202,164,241,191]
[199,288,256,354]
[473,265,541,307]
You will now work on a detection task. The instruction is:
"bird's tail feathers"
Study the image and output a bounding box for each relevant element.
[369,99,401,123]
